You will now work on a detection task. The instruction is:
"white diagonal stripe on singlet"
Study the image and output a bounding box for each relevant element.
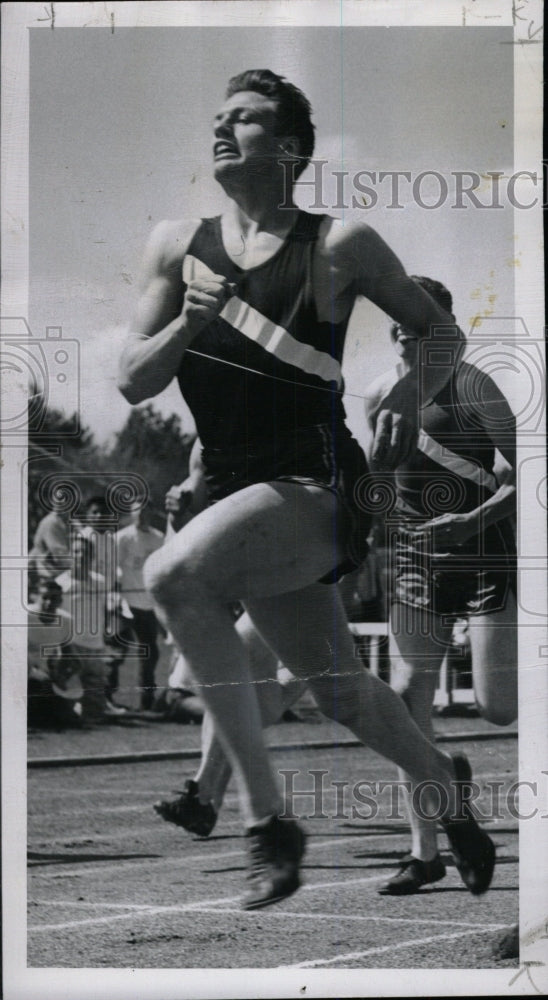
[417,429,497,493]
[183,254,343,387]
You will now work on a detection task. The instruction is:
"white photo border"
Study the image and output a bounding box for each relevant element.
[1,2,546,997]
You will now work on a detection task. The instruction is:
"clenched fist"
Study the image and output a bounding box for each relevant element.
[181,275,237,338]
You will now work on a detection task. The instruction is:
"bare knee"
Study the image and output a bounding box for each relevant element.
[143,549,203,609]
[475,698,517,727]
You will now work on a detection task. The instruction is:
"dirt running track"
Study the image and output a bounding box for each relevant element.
[27,715,518,972]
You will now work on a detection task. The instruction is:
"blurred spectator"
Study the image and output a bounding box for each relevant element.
[79,495,118,588]
[115,502,164,710]
[29,500,71,585]
[56,534,109,723]
[28,579,83,728]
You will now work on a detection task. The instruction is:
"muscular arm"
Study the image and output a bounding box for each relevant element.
[455,366,516,534]
[165,436,209,535]
[117,220,234,405]
[325,222,465,468]
[117,221,191,403]
[348,224,464,405]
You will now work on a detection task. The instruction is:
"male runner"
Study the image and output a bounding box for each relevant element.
[364,276,517,895]
[118,69,494,908]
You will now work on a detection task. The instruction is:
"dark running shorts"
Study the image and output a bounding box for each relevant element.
[201,422,371,584]
[391,515,517,619]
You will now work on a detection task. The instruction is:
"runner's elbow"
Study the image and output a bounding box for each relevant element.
[117,344,149,403]
[116,370,146,404]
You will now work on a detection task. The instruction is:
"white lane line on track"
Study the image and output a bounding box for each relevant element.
[28,895,243,933]
[151,906,510,931]
[28,899,509,932]
[28,872,420,933]
[281,926,513,968]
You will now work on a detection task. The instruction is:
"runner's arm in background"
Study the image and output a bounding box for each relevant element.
[165,437,209,536]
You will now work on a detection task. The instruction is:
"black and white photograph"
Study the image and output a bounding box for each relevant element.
[1,1,546,996]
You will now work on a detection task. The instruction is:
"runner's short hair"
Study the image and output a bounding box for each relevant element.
[410,275,454,317]
[226,69,315,178]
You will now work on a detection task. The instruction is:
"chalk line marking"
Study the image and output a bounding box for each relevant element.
[29,899,510,933]
[281,926,513,968]
[29,872,421,933]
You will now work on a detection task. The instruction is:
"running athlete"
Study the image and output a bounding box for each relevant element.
[118,69,495,909]
[364,276,517,895]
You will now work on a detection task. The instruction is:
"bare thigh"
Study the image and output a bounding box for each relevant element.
[147,480,345,602]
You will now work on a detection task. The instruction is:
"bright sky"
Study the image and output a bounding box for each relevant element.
[29,25,514,449]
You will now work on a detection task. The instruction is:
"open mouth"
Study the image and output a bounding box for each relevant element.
[214,141,239,159]
[396,332,418,345]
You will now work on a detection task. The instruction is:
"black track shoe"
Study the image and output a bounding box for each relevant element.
[378,853,446,895]
[442,752,496,895]
[153,779,217,837]
[243,815,306,910]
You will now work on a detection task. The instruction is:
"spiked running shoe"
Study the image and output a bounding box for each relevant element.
[378,853,446,895]
[442,752,496,895]
[153,779,217,837]
[243,815,306,910]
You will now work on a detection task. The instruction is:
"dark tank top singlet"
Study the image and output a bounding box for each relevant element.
[177,212,349,452]
[394,366,503,518]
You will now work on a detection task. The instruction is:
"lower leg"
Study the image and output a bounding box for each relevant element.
[148,585,283,828]
[195,617,306,811]
[194,710,233,812]
[389,606,452,861]
[246,588,458,814]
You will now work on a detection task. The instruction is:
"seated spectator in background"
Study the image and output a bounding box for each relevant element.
[29,500,71,585]
[28,579,83,728]
[115,501,164,710]
[56,534,109,723]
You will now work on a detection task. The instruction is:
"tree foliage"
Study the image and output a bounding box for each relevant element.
[107,404,194,515]
[28,404,194,540]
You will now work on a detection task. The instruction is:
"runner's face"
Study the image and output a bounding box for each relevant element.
[391,324,420,366]
[213,91,282,181]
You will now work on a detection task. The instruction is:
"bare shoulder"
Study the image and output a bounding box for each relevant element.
[316,219,402,302]
[318,216,379,258]
[144,217,202,275]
